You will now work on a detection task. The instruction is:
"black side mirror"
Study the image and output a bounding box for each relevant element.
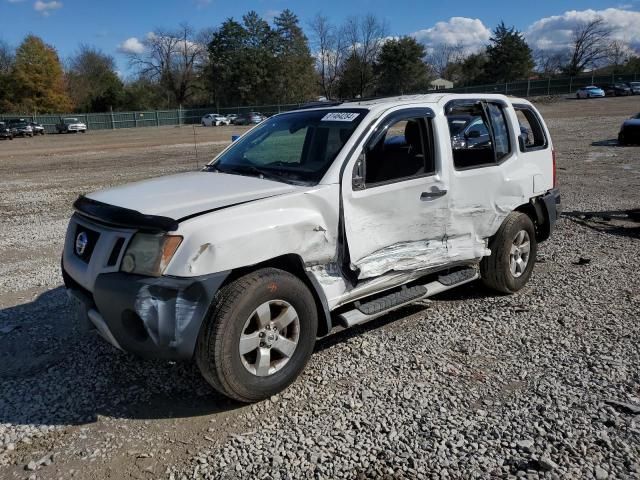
[352,151,366,190]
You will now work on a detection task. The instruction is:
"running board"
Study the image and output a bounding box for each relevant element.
[337,268,479,328]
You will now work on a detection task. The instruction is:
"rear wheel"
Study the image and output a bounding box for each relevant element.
[196,268,318,403]
[480,212,537,294]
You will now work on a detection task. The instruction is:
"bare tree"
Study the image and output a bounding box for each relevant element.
[564,17,613,75]
[426,43,464,78]
[343,14,387,97]
[309,14,346,100]
[128,24,207,106]
[0,39,14,74]
[533,49,567,75]
[607,40,631,69]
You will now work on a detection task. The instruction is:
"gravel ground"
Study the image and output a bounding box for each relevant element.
[1,97,639,479]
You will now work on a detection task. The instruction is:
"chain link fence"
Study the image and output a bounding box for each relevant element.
[1,72,638,133]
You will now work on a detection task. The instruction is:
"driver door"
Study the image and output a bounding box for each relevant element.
[342,108,450,281]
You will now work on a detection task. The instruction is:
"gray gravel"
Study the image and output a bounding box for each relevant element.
[1,98,639,479]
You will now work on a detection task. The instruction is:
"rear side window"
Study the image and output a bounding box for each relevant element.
[445,100,512,169]
[514,105,547,151]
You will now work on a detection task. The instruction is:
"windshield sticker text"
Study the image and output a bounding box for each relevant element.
[321,112,360,122]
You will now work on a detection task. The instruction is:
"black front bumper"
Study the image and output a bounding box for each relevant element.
[63,267,229,360]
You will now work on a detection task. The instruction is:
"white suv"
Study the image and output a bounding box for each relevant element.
[62,94,560,402]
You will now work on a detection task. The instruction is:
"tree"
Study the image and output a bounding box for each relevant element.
[11,35,72,113]
[128,24,207,106]
[273,9,317,103]
[445,52,488,85]
[67,45,124,112]
[376,37,431,95]
[427,43,464,79]
[0,40,13,111]
[563,18,613,76]
[485,22,534,83]
[343,14,387,98]
[607,40,631,70]
[534,49,566,75]
[309,14,346,99]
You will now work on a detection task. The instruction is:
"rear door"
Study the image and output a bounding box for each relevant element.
[342,108,450,280]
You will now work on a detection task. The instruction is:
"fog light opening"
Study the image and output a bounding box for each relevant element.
[121,310,148,342]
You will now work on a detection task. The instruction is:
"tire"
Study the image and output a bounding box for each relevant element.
[196,268,318,403]
[618,133,627,146]
[480,212,537,294]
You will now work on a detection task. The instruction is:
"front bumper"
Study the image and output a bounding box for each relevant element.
[63,267,229,360]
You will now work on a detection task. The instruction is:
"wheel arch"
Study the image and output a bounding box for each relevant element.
[219,254,332,337]
[515,198,551,242]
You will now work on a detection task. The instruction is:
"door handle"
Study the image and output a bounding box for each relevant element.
[420,189,447,201]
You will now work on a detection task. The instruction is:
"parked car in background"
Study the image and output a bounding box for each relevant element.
[576,86,605,99]
[56,117,87,133]
[618,112,640,146]
[600,84,632,96]
[233,112,264,125]
[62,93,560,402]
[7,119,34,137]
[28,121,45,135]
[226,114,238,123]
[201,113,230,127]
[626,82,640,95]
[0,121,14,140]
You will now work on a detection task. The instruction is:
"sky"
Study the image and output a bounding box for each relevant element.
[1,0,640,76]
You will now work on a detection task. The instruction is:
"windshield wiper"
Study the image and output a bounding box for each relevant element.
[214,164,289,183]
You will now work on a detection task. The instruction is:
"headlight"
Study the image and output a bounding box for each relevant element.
[121,234,182,276]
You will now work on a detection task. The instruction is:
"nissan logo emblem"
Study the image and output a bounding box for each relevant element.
[75,231,89,256]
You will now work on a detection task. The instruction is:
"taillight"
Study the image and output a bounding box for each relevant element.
[552,149,557,188]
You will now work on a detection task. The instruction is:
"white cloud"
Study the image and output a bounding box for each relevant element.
[7,0,28,3]
[411,17,491,53]
[117,37,145,54]
[33,0,62,15]
[526,8,640,51]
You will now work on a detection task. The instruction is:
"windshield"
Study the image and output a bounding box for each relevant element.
[64,118,78,123]
[209,108,367,184]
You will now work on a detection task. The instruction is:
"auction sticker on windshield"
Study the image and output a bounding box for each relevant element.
[321,112,360,122]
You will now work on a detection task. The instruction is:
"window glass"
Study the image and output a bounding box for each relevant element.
[363,117,434,185]
[486,103,510,161]
[515,106,547,150]
[446,103,495,169]
[212,108,365,184]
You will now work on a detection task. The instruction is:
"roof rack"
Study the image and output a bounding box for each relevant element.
[296,101,343,110]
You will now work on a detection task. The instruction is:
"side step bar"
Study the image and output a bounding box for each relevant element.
[337,267,478,328]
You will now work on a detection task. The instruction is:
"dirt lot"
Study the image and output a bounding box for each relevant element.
[0,97,639,479]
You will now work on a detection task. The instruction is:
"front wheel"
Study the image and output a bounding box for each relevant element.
[480,212,537,294]
[196,268,318,403]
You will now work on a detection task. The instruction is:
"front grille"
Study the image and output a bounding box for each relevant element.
[74,224,100,263]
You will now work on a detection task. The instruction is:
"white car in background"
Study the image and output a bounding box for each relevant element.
[576,86,605,99]
[201,114,230,127]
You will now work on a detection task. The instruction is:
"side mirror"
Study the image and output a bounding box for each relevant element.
[466,130,481,138]
[352,152,366,190]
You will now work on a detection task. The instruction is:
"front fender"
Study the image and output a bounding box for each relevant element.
[165,184,340,277]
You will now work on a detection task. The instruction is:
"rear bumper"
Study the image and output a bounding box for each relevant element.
[541,187,561,237]
[63,266,229,360]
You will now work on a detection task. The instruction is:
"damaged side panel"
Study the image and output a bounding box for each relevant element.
[166,185,341,277]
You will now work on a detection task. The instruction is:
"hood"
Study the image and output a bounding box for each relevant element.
[623,119,640,127]
[87,171,302,220]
